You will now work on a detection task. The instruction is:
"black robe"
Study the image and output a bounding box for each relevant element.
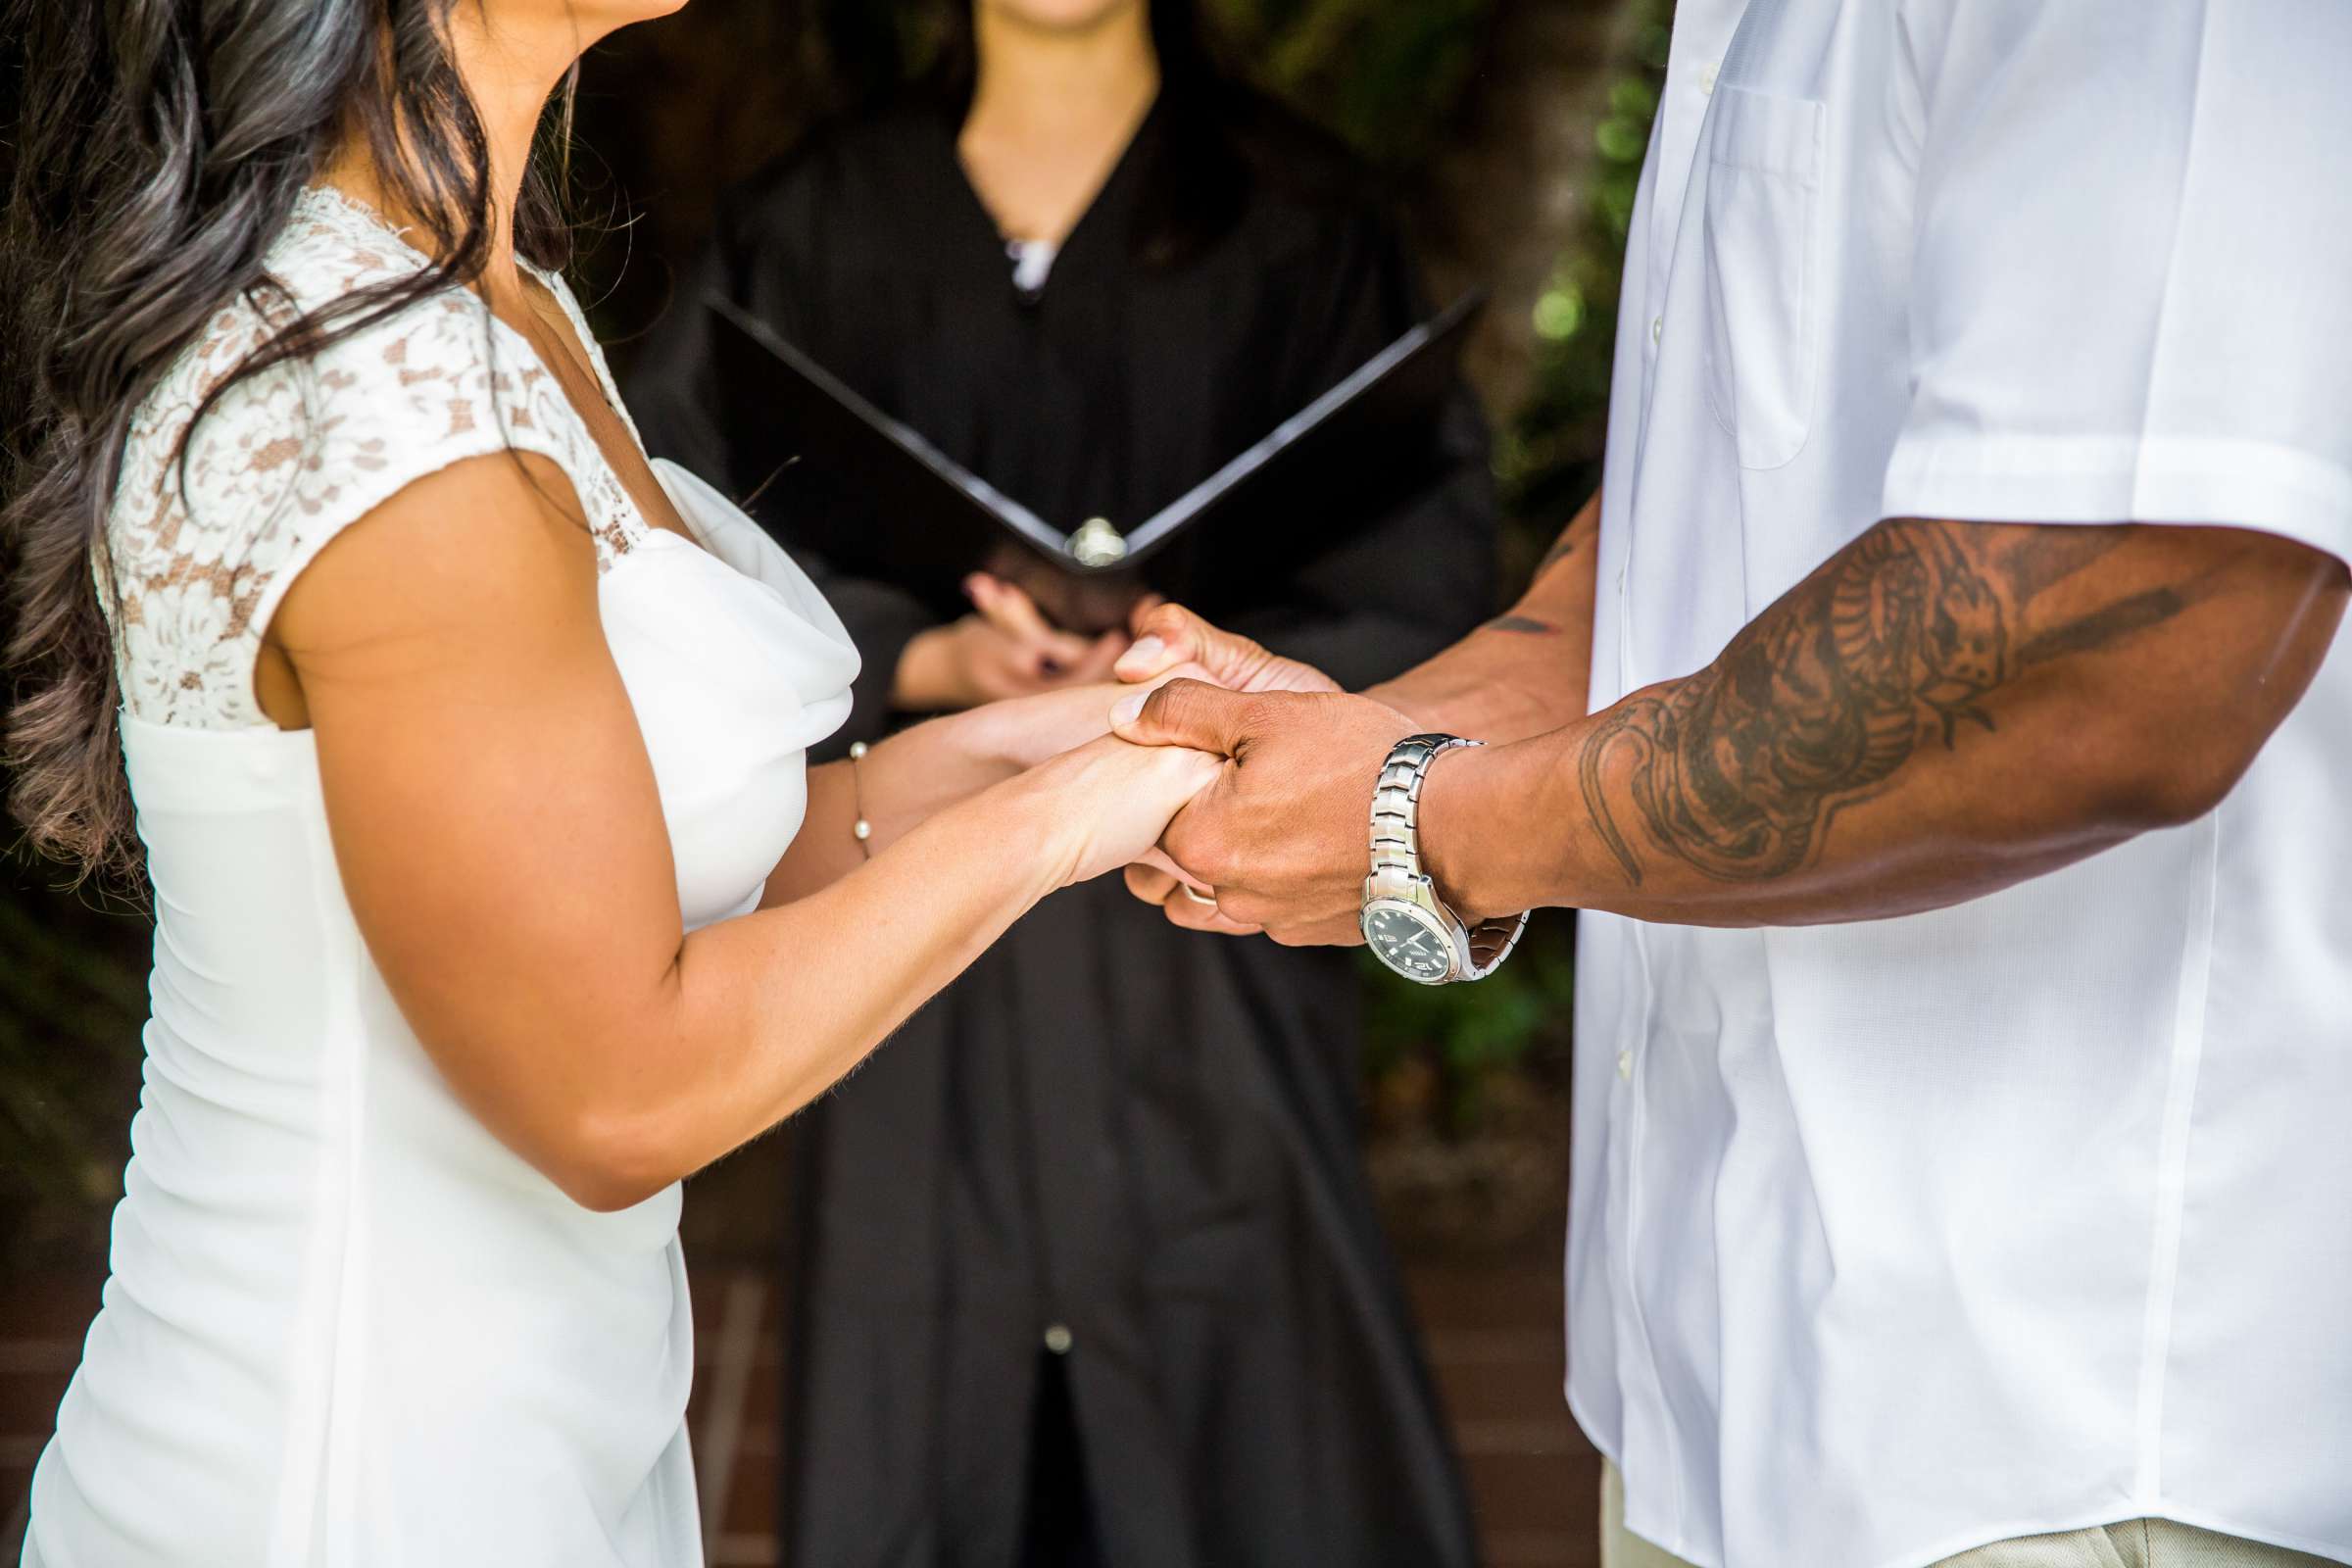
[627,97,1494,1568]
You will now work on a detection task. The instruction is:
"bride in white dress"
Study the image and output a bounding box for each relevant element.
[0,0,1220,1563]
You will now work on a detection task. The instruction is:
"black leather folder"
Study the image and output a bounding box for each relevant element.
[705,288,1483,632]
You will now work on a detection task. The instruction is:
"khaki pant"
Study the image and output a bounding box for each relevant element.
[1600,1461,2341,1568]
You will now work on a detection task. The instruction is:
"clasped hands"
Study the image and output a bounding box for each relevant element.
[1102,605,1420,948]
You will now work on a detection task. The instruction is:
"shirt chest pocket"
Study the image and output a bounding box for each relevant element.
[1701,85,1827,469]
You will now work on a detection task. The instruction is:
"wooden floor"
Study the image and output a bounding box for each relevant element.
[2,1253,1595,1565]
[1402,1264,1600,1568]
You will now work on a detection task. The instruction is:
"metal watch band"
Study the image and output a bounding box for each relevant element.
[1368,734,1531,982]
[1367,734,1467,879]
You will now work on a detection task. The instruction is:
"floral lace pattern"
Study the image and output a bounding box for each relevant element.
[105,186,650,730]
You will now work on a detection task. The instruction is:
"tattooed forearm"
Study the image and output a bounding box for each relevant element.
[2014,587,2187,667]
[1575,518,2200,887]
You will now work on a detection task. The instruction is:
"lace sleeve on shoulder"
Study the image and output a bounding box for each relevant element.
[109,288,639,731]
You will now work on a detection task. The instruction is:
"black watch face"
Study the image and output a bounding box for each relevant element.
[1364,905,1453,982]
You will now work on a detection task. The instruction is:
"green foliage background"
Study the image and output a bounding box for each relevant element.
[0,0,1676,1264]
[1503,1,1673,530]
[1359,0,1671,1133]
[1206,0,1495,170]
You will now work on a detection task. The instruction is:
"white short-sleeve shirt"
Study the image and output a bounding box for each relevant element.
[1573,4,2352,1565]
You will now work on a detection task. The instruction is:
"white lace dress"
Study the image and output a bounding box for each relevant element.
[21,188,859,1568]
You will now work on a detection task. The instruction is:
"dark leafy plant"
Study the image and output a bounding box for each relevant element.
[0,857,147,1269]
[1213,0,1495,171]
[1360,916,1576,1137]
[1499,0,1671,541]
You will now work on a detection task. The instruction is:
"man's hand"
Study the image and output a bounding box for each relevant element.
[1110,680,1417,945]
[1101,501,1601,938]
[1114,603,1341,697]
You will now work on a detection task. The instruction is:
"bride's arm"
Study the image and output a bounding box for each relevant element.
[768,602,1229,904]
[761,683,1143,905]
[270,453,1217,1213]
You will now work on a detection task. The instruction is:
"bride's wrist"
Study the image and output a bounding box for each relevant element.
[927,700,1031,777]
[972,759,1092,892]
[974,685,1122,772]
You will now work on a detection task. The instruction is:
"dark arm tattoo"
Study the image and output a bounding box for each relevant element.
[1539,521,1586,570]
[2012,587,2186,665]
[1576,519,2204,886]
[1477,507,1595,636]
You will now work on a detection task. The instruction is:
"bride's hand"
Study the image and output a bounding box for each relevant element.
[932,600,1336,780]
[843,673,1214,876]
[956,668,1211,773]
[1020,733,1224,888]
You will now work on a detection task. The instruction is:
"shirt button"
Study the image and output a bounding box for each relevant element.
[1043,1324,1074,1355]
[1617,1051,1634,1081]
[1649,315,1663,347]
[1699,61,1719,95]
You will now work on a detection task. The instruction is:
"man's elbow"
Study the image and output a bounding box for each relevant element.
[2100,732,2263,833]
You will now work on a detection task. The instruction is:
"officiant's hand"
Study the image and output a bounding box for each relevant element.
[1111,681,1416,946]
[893,574,1129,710]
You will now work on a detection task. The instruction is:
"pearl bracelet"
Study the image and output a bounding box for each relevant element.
[848,741,874,858]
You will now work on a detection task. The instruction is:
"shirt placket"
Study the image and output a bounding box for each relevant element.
[1606,0,1750,1550]
[1618,0,1743,692]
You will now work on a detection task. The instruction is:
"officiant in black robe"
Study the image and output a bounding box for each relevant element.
[627,7,1494,1563]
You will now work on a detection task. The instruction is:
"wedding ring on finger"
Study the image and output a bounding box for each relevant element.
[1181,884,1219,907]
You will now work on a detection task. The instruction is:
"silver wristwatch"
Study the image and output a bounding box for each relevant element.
[1360,734,1530,985]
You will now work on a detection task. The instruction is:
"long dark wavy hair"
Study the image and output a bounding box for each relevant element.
[0,0,573,881]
